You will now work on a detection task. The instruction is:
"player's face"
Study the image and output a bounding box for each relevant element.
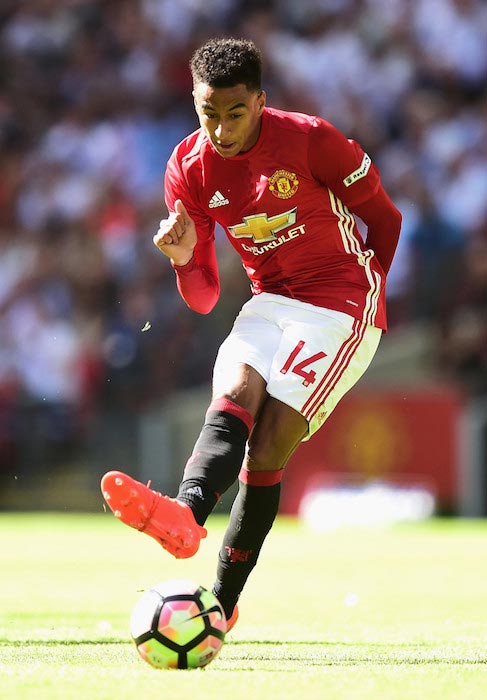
[193,82,266,158]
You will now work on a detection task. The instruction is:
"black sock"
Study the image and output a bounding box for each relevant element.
[212,468,283,619]
[176,398,253,526]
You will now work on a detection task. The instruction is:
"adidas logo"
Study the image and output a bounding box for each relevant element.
[209,190,229,208]
[185,486,204,499]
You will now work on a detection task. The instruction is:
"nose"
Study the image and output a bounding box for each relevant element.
[214,120,231,142]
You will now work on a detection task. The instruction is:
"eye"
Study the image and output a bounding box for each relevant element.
[203,113,217,120]
[230,113,243,120]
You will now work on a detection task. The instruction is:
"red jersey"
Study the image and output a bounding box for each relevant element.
[165,107,393,329]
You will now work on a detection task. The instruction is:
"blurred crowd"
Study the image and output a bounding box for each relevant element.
[0,0,486,476]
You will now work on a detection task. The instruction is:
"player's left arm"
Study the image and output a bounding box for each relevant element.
[309,120,402,274]
[351,185,402,275]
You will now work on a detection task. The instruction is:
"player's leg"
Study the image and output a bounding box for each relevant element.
[171,303,281,527]
[212,303,383,619]
[212,397,307,619]
[101,363,267,558]
[174,364,267,525]
[101,298,278,558]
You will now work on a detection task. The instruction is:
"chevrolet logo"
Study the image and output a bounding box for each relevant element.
[228,208,297,243]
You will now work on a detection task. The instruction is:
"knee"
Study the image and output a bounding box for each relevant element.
[245,434,285,471]
[212,365,267,420]
[212,392,261,422]
[245,406,308,472]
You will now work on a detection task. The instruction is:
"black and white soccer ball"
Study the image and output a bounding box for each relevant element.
[130,579,227,669]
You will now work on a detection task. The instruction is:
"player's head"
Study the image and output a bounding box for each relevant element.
[190,38,262,92]
[191,38,266,159]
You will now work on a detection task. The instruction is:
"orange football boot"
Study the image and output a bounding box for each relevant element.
[101,470,207,559]
[225,605,239,632]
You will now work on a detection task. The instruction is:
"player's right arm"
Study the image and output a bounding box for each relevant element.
[154,199,198,266]
[158,151,220,315]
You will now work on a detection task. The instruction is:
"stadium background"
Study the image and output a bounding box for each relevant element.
[0,0,485,517]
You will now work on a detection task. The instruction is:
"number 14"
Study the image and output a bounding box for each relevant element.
[280,340,326,387]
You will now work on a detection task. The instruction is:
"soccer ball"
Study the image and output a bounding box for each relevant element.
[130,579,227,669]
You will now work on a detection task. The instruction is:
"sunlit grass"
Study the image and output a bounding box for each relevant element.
[1,513,486,700]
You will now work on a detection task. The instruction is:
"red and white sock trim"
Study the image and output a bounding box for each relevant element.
[207,397,254,434]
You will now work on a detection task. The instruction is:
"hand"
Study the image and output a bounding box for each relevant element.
[153,199,197,266]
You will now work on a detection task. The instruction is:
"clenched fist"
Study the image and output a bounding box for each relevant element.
[153,199,197,266]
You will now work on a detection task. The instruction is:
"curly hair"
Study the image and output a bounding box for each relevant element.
[190,38,262,92]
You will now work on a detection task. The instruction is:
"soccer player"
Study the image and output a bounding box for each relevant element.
[101,38,402,631]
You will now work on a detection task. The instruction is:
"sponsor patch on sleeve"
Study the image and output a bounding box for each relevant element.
[343,153,371,187]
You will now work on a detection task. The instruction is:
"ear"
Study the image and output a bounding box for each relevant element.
[257,90,266,115]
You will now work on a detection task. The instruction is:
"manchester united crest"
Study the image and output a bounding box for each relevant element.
[268,169,299,199]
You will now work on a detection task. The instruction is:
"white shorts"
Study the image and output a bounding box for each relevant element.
[213,293,382,439]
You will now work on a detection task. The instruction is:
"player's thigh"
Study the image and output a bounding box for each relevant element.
[245,397,308,471]
[212,301,281,419]
[212,363,268,419]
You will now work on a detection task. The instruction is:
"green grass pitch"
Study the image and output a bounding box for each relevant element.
[1,512,486,700]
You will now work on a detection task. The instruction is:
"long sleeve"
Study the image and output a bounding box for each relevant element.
[308,119,401,275]
[165,145,220,314]
[353,186,402,275]
[171,238,220,314]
